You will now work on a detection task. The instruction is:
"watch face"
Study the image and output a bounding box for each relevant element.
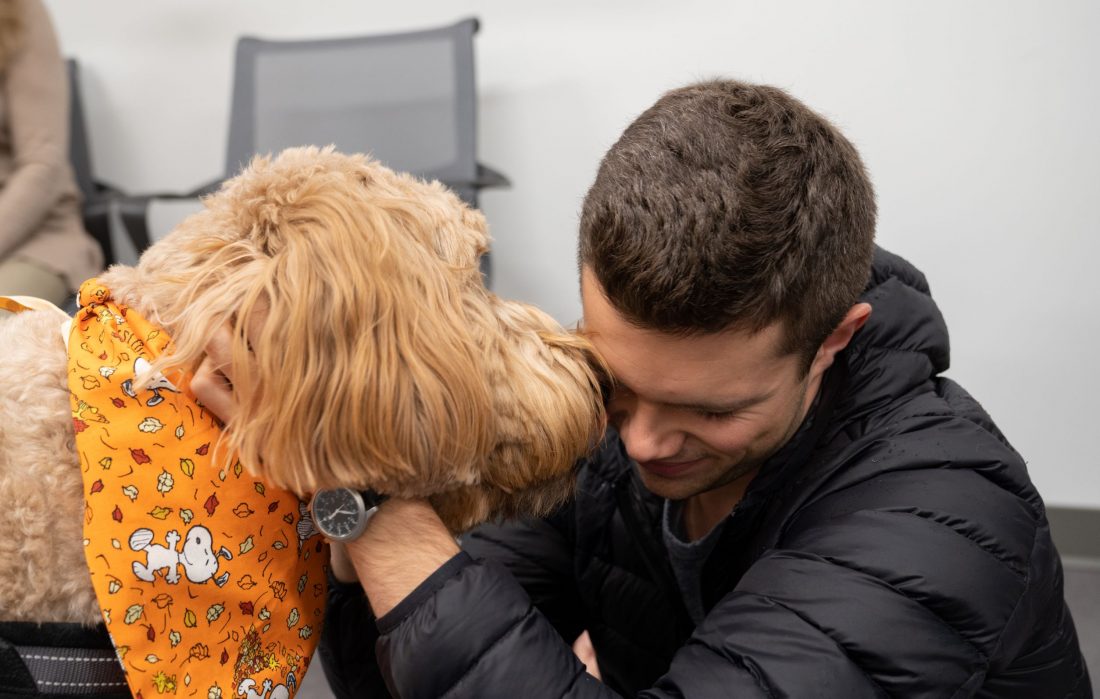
[310,488,368,542]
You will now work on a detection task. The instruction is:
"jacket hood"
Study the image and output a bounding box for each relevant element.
[835,247,951,424]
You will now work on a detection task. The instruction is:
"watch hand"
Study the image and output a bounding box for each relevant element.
[323,507,355,524]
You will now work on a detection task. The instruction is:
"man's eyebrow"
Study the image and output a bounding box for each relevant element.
[613,378,773,413]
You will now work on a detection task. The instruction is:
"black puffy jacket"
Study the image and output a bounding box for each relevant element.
[320,249,1091,697]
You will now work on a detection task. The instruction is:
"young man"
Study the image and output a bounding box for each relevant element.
[286,81,1089,696]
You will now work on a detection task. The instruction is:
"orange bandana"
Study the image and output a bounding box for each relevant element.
[67,280,327,699]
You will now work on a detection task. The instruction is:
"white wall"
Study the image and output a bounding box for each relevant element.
[46,0,1100,508]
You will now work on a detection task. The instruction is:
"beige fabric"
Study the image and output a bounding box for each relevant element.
[0,0,102,291]
[0,255,69,306]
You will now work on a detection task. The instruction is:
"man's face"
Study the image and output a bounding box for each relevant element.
[580,268,815,502]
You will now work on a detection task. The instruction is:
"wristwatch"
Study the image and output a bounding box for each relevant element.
[309,488,388,541]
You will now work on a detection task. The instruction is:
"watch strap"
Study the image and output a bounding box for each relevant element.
[359,489,388,510]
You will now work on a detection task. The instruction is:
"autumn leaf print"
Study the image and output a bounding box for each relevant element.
[122,485,138,501]
[183,609,197,628]
[238,537,254,556]
[73,418,88,433]
[89,479,104,494]
[99,456,112,470]
[286,608,300,628]
[195,443,209,456]
[148,506,172,520]
[138,417,164,433]
[131,448,151,464]
[180,508,194,525]
[232,503,254,518]
[81,375,100,390]
[156,470,174,494]
[206,603,224,624]
[99,366,115,379]
[270,581,287,601]
[239,601,254,615]
[111,397,125,409]
[179,458,195,478]
[152,671,176,694]
[203,494,219,516]
[168,630,181,648]
[112,505,123,522]
[124,604,144,624]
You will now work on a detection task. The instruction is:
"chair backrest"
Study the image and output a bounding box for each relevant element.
[225,18,481,201]
[67,60,96,199]
[66,58,113,265]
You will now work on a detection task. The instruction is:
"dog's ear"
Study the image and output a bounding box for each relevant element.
[214,571,230,587]
[217,547,233,561]
[475,301,607,513]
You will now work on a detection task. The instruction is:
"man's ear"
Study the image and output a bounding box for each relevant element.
[808,303,872,380]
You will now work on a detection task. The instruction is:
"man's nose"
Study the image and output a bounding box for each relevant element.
[616,401,685,464]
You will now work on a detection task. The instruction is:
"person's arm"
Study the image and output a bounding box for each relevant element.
[338,499,610,699]
[0,0,72,259]
[318,498,595,697]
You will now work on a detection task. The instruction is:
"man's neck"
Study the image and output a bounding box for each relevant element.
[683,470,758,541]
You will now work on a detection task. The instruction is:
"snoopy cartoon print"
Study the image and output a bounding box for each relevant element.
[121,357,179,407]
[237,674,296,699]
[129,525,232,586]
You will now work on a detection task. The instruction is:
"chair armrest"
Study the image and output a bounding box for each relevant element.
[113,177,224,254]
[473,162,509,189]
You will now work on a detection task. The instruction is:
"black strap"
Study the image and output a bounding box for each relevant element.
[360,489,388,510]
[0,623,128,698]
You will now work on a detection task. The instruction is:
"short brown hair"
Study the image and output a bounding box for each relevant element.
[579,79,876,370]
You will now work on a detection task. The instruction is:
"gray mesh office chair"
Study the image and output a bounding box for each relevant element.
[119,17,507,277]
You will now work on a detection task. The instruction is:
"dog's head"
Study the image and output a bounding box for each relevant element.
[108,146,605,529]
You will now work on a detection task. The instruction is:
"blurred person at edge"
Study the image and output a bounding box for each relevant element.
[0,0,101,305]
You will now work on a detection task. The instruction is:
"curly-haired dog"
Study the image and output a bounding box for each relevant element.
[0,147,605,693]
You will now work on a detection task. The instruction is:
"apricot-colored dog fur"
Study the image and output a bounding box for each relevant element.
[0,146,605,625]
